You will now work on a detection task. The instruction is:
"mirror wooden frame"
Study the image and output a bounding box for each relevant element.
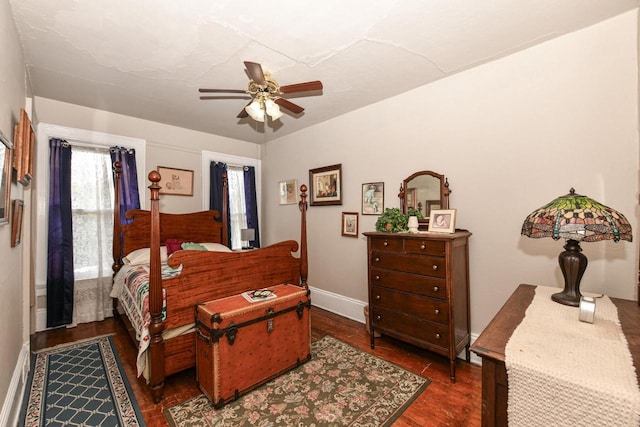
[399,170,450,226]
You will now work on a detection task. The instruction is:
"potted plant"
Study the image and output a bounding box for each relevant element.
[375,208,409,233]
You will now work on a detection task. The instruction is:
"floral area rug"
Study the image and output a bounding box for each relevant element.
[164,335,430,426]
[19,335,145,426]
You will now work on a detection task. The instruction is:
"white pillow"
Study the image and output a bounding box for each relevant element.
[199,242,232,253]
[123,246,168,265]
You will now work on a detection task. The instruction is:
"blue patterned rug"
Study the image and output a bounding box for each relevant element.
[19,335,145,426]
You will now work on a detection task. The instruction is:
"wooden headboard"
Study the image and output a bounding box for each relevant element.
[112,163,229,270]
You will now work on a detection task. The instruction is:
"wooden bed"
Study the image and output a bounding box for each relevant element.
[111,164,309,403]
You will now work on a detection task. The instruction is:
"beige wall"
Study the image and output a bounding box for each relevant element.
[262,11,639,334]
[0,0,28,413]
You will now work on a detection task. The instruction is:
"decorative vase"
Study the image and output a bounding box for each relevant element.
[407,216,419,233]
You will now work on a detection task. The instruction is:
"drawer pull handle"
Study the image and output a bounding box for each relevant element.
[433,286,439,292]
[434,309,440,315]
[383,241,389,246]
[432,265,438,271]
[375,295,381,300]
[420,244,426,250]
[376,315,382,320]
[435,333,441,339]
[375,275,380,281]
[375,257,380,263]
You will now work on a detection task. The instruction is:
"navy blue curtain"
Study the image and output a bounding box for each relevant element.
[210,161,231,247]
[110,147,140,261]
[110,147,140,224]
[47,139,74,328]
[243,166,260,248]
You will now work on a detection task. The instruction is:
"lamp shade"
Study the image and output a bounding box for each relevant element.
[265,99,284,121]
[521,188,632,243]
[240,228,255,242]
[245,100,264,122]
[521,188,632,306]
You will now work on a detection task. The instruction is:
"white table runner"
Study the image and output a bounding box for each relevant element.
[505,285,640,426]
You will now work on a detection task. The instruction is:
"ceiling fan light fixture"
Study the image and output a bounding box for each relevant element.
[265,99,283,121]
[245,99,265,122]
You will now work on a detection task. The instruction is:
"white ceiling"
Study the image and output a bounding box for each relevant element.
[9,0,639,143]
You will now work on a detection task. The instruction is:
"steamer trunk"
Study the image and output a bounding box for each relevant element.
[195,284,311,408]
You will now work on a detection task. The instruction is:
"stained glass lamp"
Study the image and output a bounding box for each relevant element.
[521,188,632,306]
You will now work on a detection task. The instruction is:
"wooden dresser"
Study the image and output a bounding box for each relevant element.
[470,284,640,427]
[364,230,472,382]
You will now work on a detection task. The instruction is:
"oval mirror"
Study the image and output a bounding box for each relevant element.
[399,171,450,224]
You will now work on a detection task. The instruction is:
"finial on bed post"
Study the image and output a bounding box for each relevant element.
[112,162,123,276]
[148,170,165,402]
[299,184,308,288]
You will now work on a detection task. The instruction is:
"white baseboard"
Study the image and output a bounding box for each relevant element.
[1,341,29,427]
[307,286,482,365]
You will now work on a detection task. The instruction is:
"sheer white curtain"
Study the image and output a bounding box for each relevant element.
[69,145,114,326]
[227,166,248,250]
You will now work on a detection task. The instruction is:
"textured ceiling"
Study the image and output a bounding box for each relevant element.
[8,0,639,143]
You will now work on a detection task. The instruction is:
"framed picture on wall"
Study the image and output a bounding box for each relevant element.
[11,199,23,247]
[278,179,298,205]
[362,182,384,215]
[157,166,194,196]
[0,130,12,226]
[341,212,358,237]
[309,164,342,206]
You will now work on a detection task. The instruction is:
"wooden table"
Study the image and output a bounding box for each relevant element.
[470,284,640,427]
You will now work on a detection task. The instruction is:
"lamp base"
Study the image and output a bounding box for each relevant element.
[552,239,587,307]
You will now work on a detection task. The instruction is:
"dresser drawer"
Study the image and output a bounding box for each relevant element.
[370,268,446,299]
[371,252,445,278]
[369,237,403,252]
[371,306,450,349]
[405,239,445,256]
[371,286,448,324]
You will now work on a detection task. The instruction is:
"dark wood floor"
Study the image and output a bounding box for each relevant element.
[30,307,482,426]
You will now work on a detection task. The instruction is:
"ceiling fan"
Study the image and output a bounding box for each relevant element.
[199,61,323,122]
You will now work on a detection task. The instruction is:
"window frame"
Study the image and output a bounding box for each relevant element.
[200,151,261,247]
[35,124,146,328]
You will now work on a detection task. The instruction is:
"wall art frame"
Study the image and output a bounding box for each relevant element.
[13,108,34,186]
[0,130,12,226]
[309,163,342,206]
[11,199,23,247]
[157,166,194,196]
[278,179,298,205]
[428,209,457,233]
[341,211,358,238]
[362,182,384,215]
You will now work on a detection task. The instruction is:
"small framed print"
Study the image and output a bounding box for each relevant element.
[279,179,298,205]
[157,166,194,196]
[362,182,384,215]
[342,212,358,237]
[309,164,342,206]
[428,209,456,233]
[11,199,23,247]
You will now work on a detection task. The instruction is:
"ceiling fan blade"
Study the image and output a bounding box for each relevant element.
[199,88,247,94]
[237,101,252,119]
[279,81,323,94]
[244,61,266,86]
[200,95,251,100]
[275,98,304,114]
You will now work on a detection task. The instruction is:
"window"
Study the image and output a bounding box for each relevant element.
[201,151,261,250]
[70,145,114,280]
[227,166,248,250]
